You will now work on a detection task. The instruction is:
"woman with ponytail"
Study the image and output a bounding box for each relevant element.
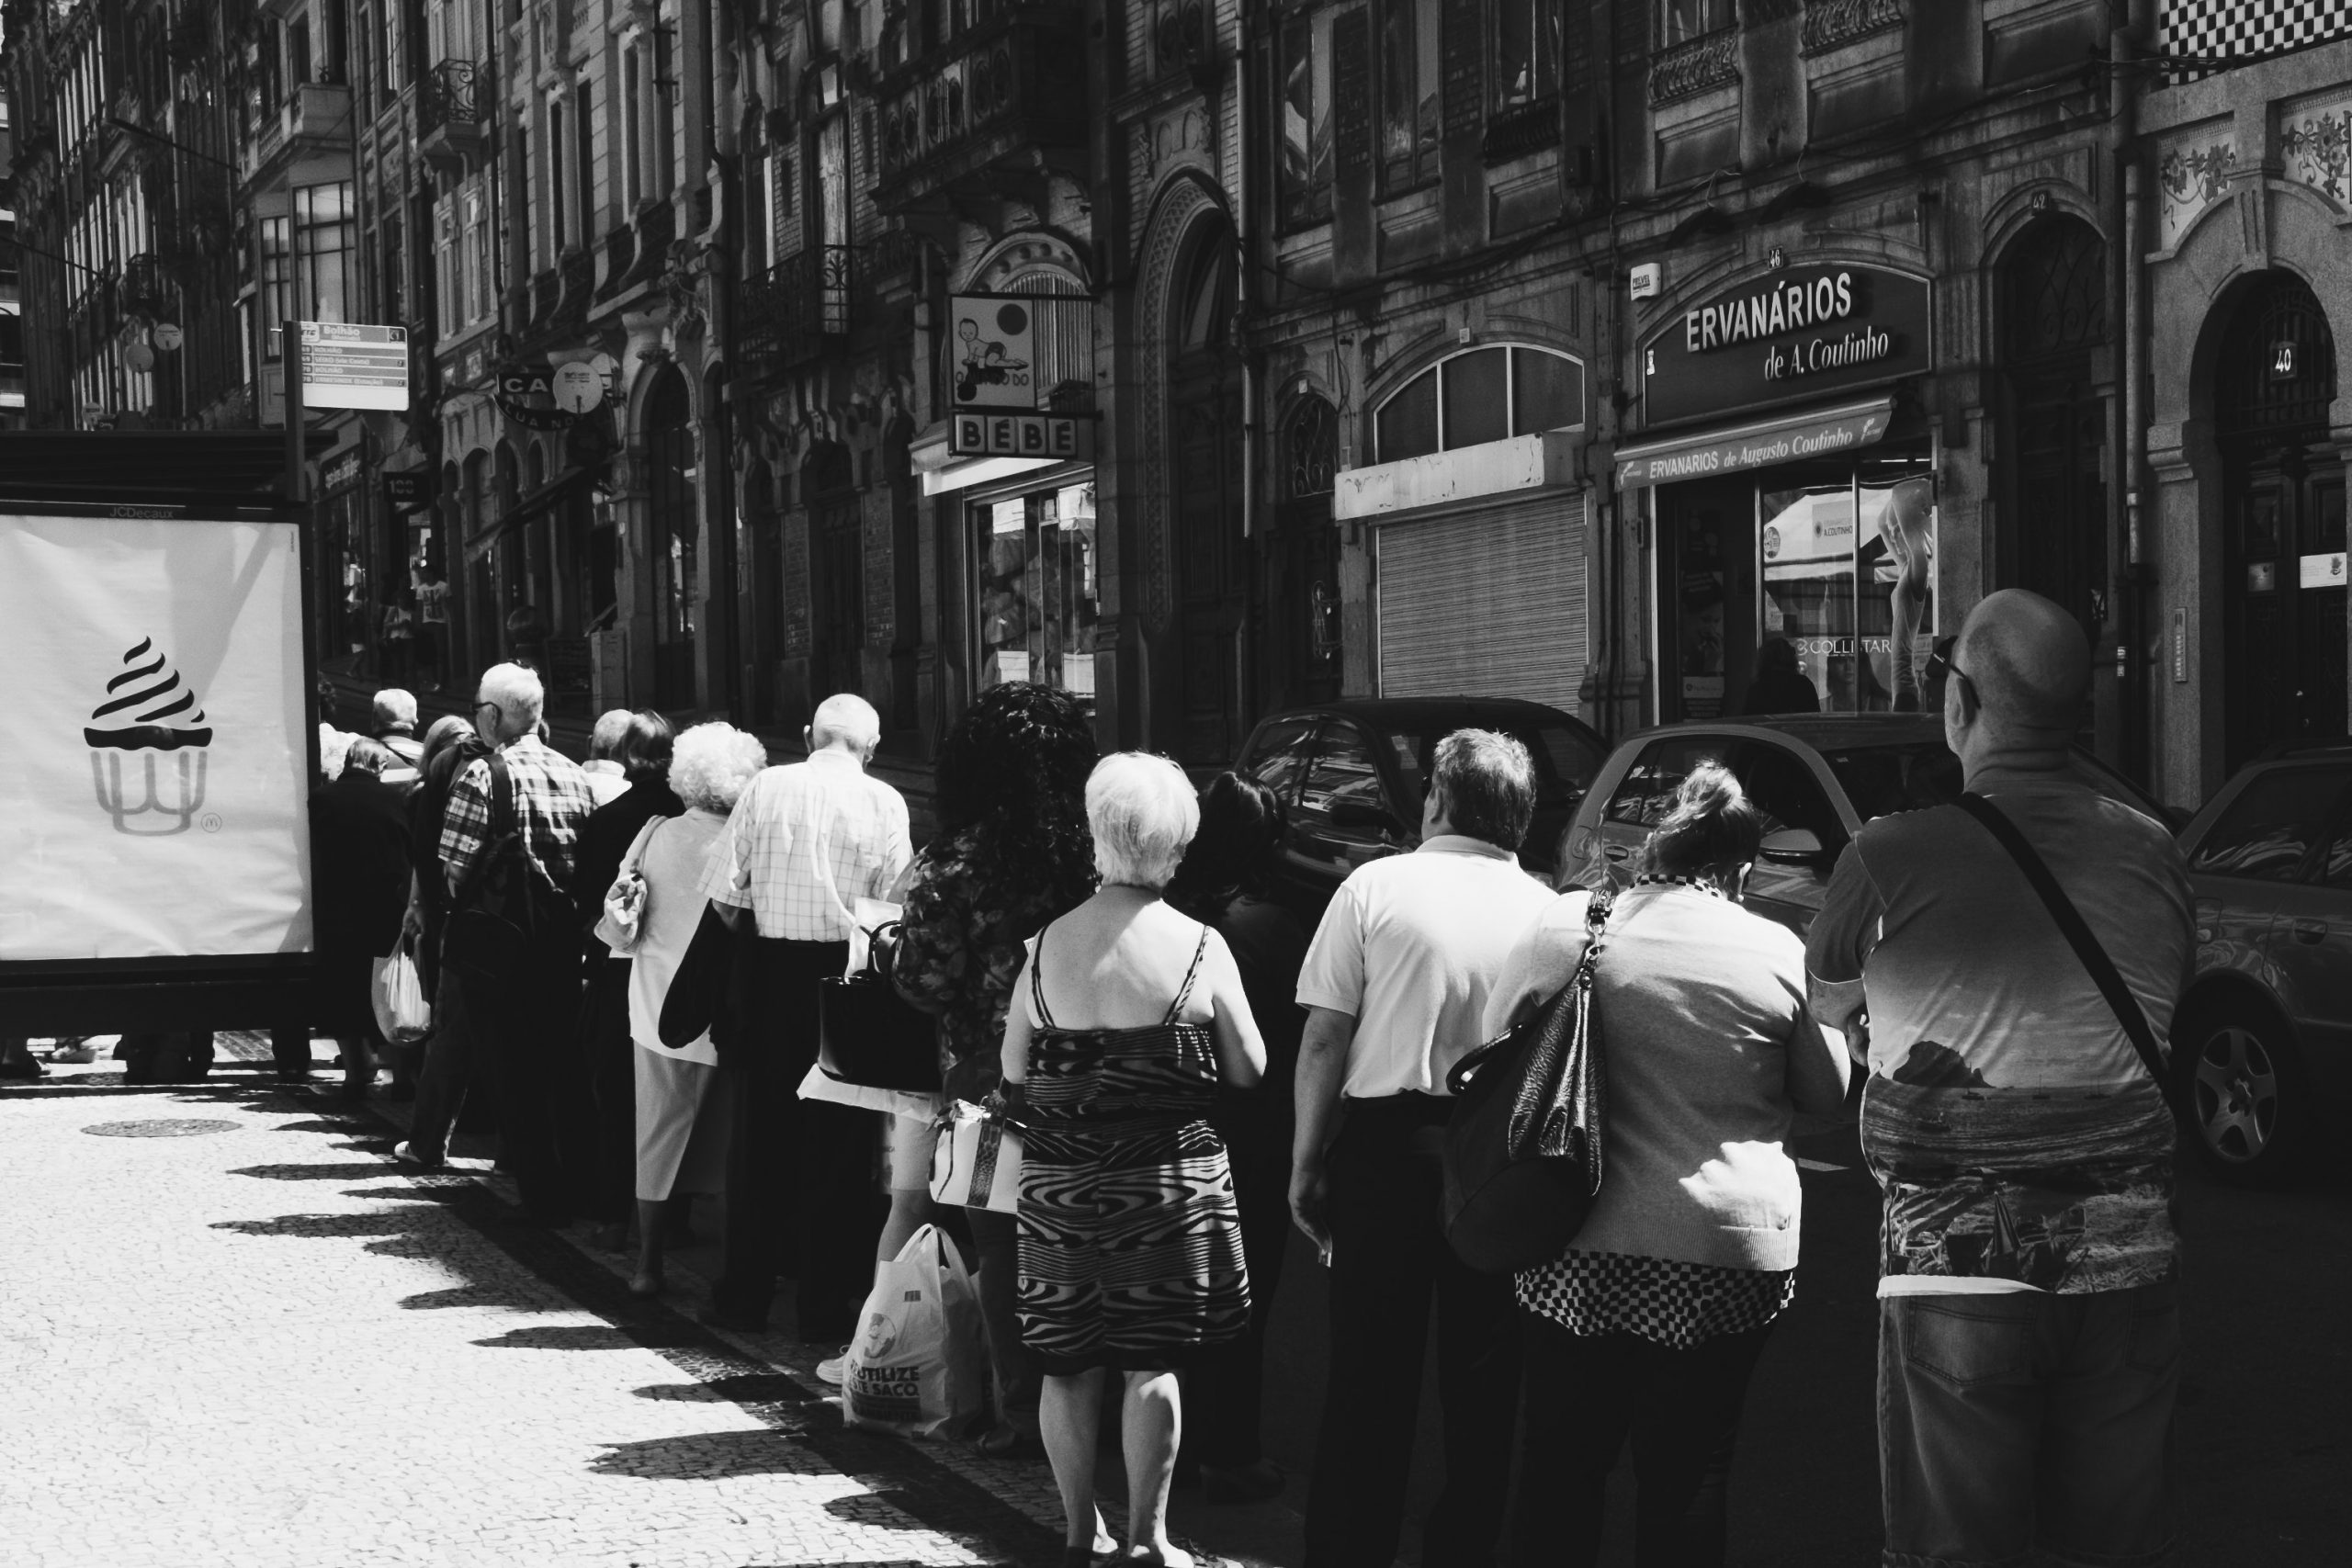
[1481,761,1850,1568]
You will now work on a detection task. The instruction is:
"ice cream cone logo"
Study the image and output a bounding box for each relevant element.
[86,637,213,836]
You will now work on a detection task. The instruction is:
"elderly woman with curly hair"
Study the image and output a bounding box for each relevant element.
[888,681,1099,1457]
[613,720,770,1297]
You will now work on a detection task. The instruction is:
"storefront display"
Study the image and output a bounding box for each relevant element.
[975,481,1099,704]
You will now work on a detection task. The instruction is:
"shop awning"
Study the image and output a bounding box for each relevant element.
[463,466,596,562]
[1613,396,1894,491]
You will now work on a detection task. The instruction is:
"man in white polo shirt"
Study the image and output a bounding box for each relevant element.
[1291,729,1558,1568]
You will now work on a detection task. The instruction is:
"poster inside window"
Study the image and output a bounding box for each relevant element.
[977,484,1099,704]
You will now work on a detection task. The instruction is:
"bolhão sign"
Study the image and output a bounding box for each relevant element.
[1639,264,1930,427]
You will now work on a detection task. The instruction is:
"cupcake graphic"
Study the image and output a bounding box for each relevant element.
[86,637,212,835]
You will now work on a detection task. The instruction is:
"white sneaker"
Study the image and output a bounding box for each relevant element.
[391,1141,445,1169]
[815,1347,850,1386]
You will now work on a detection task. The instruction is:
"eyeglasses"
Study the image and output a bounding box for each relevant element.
[1923,640,1975,706]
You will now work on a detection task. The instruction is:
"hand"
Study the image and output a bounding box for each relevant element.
[1290,1157,1333,1267]
[399,902,425,950]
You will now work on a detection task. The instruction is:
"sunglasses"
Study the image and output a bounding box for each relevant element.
[1923,639,1975,705]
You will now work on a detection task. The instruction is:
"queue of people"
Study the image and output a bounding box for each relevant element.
[300,582,2189,1568]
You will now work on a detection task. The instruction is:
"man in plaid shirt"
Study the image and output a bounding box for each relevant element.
[698,692,911,1337]
[397,663,597,1225]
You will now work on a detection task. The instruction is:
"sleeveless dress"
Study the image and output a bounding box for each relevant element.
[1015,926,1251,1375]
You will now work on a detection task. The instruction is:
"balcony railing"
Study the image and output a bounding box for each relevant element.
[874,14,1087,210]
[418,59,491,167]
[739,246,854,376]
[1803,0,1905,54]
[1649,28,1740,107]
[1482,97,1562,164]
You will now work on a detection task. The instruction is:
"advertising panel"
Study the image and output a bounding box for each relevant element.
[948,296,1039,411]
[1640,264,1931,426]
[0,511,314,964]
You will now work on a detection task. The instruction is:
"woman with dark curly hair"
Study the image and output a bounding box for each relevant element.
[888,681,1099,1458]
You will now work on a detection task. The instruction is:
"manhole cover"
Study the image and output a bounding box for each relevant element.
[82,1119,242,1138]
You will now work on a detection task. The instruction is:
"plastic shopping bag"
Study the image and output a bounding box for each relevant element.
[370,949,434,1043]
[842,1224,985,1438]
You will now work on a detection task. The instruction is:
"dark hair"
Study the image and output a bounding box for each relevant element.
[1639,761,1764,882]
[1432,728,1537,852]
[1166,772,1286,919]
[341,738,399,777]
[617,709,677,784]
[935,682,1097,908]
[1757,637,1799,677]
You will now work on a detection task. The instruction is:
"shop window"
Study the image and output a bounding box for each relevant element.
[1374,345,1584,462]
[1278,12,1333,231]
[1759,470,1938,713]
[975,484,1100,706]
[1378,0,1440,193]
[1659,0,1736,46]
[1493,0,1562,112]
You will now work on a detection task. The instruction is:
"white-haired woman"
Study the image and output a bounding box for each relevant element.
[1001,752,1267,1568]
[614,720,769,1296]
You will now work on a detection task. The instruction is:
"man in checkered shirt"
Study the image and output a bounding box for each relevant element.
[397,663,597,1226]
[697,692,912,1337]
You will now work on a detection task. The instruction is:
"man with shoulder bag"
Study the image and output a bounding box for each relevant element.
[1807,591,2196,1568]
[397,664,597,1226]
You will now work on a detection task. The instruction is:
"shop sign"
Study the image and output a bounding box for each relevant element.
[1615,397,1892,491]
[495,362,588,430]
[383,471,426,512]
[320,449,363,492]
[1639,264,1930,426]
[948,411,1093,461]
[948,296,1038,411]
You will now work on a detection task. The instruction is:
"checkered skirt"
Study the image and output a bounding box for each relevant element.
[1516,1250,1795,1350]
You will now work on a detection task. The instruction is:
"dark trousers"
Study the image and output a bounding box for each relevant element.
[578,959,637,1225]
[1306,1093,1522,1568]
[709,938,881,1337]
[1186,1087,1294,1467]
[410,946,578,1219]
[1511,1313,1776,1568]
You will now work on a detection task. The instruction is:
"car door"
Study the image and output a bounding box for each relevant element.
[2182,761,2352,1004]
[1238,714,1321,910]
[1293,719,1412,888]
[1587,733,1739,887]
[1727,738,1855,935]
[2246,767,2352,1108]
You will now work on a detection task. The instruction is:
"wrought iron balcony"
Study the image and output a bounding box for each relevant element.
[418,59,491,170]
[1649,28,1740,107]
[873,11,1088,215]
[1482,98,1562,164]
[1803,0,1905,54]
[738,246,854,377]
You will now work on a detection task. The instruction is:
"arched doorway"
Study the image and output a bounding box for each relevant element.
[1169,224,1244,763]
[1268,394,1340,709]
[2216,271,2343,768]
[643,366,699,709]
[1996,216,2109,645]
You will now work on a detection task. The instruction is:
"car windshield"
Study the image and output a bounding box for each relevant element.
[1387,721,1608,812]
[1820,740,2165,826]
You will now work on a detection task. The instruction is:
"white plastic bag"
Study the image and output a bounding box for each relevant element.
[370,949,433,1043]
[841,1223,985,1438]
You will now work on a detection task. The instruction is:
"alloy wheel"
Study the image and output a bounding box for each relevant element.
[2189,1024,2280,1166]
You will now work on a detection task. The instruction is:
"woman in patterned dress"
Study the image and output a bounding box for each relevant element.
[1001,753,1267,1568]
[1481,761,1849,1568]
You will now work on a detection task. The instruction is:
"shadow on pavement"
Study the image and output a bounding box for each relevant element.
[471,1324,639,1351]
[586,1427,832,1482]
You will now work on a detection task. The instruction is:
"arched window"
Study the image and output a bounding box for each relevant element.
[1373,344,1584,463]
[1284,395,1338,500]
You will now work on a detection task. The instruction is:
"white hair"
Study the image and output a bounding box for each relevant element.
[670,723,769,814]
[371,689,418,731]
[589,707,633,759]
[1086,752,1200,889]
[476,662,545,729]
[810,692,881,751]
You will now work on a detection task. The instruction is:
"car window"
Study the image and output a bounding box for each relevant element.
[2319,814,2352,890]
[1300,723,1387,819]
[2187,765,2352,882]
[1736,743,1848,849]
[1242,716,1317,807]
[1821,743,1963,821]
[1601,736,1734,829]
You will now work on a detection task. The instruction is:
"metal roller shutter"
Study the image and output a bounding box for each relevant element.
[1374,494,1589,708]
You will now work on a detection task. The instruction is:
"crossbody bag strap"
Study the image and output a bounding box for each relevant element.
[1952,792,2174,1106]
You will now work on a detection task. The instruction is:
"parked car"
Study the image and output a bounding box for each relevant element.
[1553,715,2172,934]
[1232,698,1611,921]
[2171,743,2352,1184]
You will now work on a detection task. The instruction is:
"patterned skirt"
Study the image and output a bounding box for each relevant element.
[1014,1114,1250,1374]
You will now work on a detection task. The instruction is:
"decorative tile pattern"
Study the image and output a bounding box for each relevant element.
[2280,94,2352,208]
[2155,0,2352,81]
[2155,129,2236,250]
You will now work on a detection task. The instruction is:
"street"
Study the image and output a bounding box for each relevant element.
[4,1045,2345,1566]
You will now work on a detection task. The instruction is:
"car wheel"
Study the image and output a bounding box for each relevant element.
[2171,996,2310,1187]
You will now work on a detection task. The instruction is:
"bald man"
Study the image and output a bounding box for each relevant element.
[1805,591,2193,1568]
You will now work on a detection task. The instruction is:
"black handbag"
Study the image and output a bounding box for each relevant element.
[816,920,943,1093]
[443,753,574,987]
[1440,888,1614,1274]
[658,903,741,1055]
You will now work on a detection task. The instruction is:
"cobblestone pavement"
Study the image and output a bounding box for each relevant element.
[0,1055,1270,1568]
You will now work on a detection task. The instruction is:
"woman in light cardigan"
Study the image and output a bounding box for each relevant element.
[1483,761,1849,1568]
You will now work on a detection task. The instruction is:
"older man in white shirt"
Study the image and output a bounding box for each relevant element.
[1291,729,1556,1568]
[697,693,912,1338]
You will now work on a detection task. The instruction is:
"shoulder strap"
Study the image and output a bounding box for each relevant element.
[1163,926,1212,1024]
[1953,793,2174,1105]
[483,750,514,841]
[1029,927,1057,1029]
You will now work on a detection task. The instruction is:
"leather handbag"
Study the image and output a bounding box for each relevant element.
[929,1096,1023,1213]
[1440,888,1614,1274]
[817,920,943,1093]
[659,903,741,1054]
[444,753,572,986]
